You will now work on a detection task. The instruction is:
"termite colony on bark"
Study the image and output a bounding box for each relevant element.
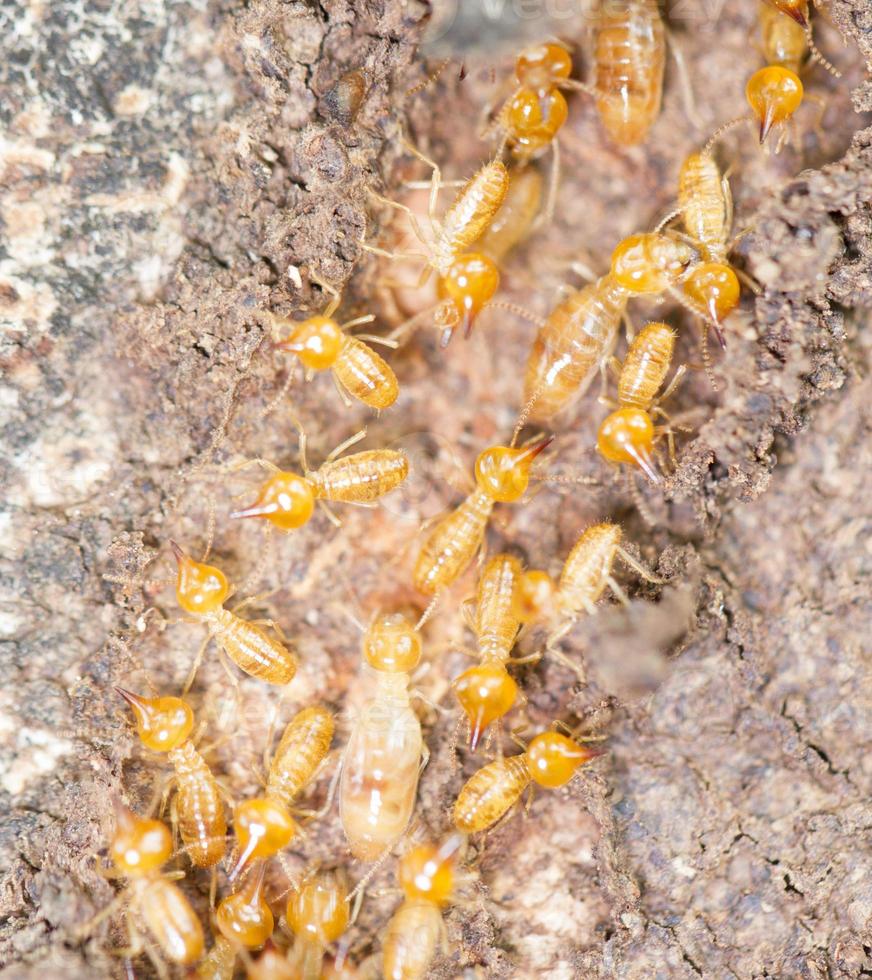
[90,3,850,975]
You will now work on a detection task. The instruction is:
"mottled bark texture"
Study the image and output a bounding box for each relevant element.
[1,0,870,977]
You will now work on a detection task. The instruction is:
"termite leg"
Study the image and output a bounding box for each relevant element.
[182,633,212,696]
[616,545,663,584]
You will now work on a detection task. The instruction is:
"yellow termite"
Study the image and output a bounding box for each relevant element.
[230,425,409,531]
[367,152,514,345]
[171,542,297,688]
[594,0,665,145]
[512,523,661,676]
[452,554,527,749]
[412,437,552,597]
[675,151,742,350]
[453,729,601,833]
[522,232,695,421]
[82,802,205,970]
[266,276,399,410]
[228,705,334,881]
[339,612,425,862]
[116,689,227,869]
[597,322,687,481]
[382,836,464,980]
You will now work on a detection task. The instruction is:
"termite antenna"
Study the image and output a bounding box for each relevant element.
[805,26,841,78]
[703,116,749,156]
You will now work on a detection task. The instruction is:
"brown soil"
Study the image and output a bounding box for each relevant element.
[1,0,871,977]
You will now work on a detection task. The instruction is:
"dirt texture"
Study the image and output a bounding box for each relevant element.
[1,0,871,978]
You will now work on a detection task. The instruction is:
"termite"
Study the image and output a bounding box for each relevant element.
[84,801,204,970]
[230,425,409,531]
[515,522,662,668]
[226,706,333,882]
[412,437,553,597]
[171,542,298,688]
[285,869,350,980]
[761,0,841,77]
[382,836,464,980]
[366,152,514,345]
[453,728,601,833]
[593,0,665,145]
[522,232,695,421]
[597,321,687,481]
[339,612,425,862]
[215,860,275,950]
[267,277,399,410]
[670,150,746,353]
[452,554,525,749]
[116,689,227,869]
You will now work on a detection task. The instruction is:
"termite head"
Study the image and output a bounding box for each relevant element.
[170,542,230,615]
[453,661,518,750]
[515,42,572,92]
[437,252,500,345]
[230,471,316,531]
[116,688,194,752]
[610,233,695,294]
[398,835,464,906]
[363,612,422,673]
[215,861,275,949]
[230,798,296,881]
[683,262,740,348]
[275,315,344,371]
[286,871,350,945]
[513,569,558,624]
[596,408,661,484]
[109,800,172,876]
[745,65,804,143]
[505,87,569,157]
[474,437,552,503]
[525,731,602,788]
[764,0,808,26]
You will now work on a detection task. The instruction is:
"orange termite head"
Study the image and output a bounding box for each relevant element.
[437,252,500,345]
[109,799,173,876]
[286,870,350,946]
[274,315,344,371]
[514,42,573,92]
[596,408,661,484]
[474,437,553,503]
[683,262,740,348]
[229,798,296,882]
[229,471,316,531]
[505,87,569,158]
[363,612,422,673]
[170,541,230,615]
[116,688,194,752]
[610,233,696,294]
[215,861,275,949]
[745,66,804,144]
[513,569,558,624]
[764,0,808,26]
[398,834,464,906]
[453,661,518,750]
[525,731,602,789]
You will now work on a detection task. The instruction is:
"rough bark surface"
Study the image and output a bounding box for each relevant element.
[1,0,870,978]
